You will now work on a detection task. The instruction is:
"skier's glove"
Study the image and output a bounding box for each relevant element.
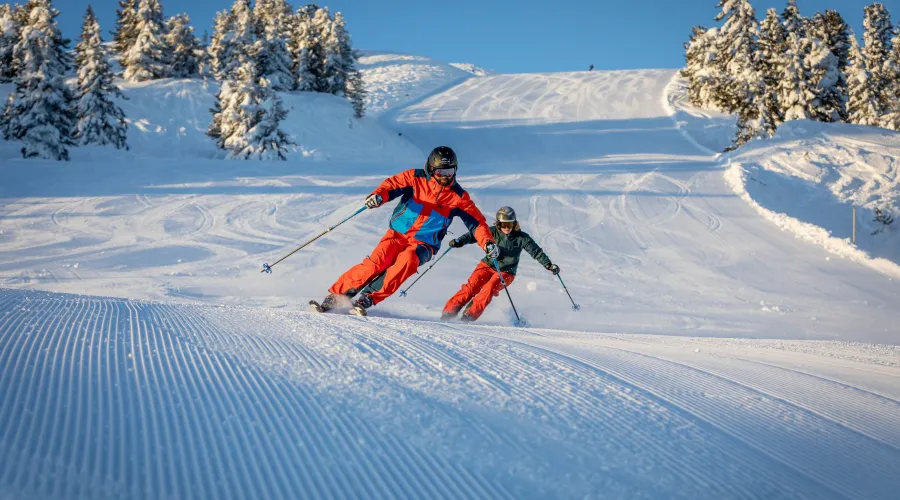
[365,194,383,209]
[485,242,499,260]
[546,263,560,275]
[448,239,462,248]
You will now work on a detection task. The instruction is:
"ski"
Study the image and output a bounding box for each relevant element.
[309,300,331,313]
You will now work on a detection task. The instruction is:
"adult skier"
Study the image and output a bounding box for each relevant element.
[441,206,559,322]
[314,146,497,316]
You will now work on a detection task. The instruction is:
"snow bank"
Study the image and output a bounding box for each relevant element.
[666,74,900,276]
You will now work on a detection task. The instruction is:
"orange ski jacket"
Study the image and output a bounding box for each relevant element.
[370,168,494,256]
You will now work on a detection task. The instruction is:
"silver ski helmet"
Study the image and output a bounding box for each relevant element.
[496,206,516,222]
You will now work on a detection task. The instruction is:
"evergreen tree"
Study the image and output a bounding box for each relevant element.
[166,13,200,77]
[292,6,328,92]
[207,9,234,80]
[759,8,787,123]
[0,4,22,82]
[781,0,804,37]
[810,10,850,120]
[2,0,74,160]
[804,35,842,122]
[347,67,366,119]
[322,11,355,95]
[219,0,256,81]
[780,32,813,121]
[74,5,128,149]
[112,0,139,56]
[712,0,760,114]
[880,31,900,129]
[681,25,720,108]
[122,0,170,81]
[861,2,893,118]
[209,61,291,160]
[256,18,294,90]
[846,31,881,126]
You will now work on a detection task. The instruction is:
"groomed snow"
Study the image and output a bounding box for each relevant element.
[2,56,900,498]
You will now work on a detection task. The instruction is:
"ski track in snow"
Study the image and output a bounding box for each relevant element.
[2,288,900,499]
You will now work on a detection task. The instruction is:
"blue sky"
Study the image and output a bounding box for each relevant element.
[59,0,899,74]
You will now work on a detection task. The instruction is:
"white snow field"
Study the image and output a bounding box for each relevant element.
[2,58,900,498]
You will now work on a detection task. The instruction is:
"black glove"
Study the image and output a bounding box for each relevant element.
[485,242,499,259]
[546,263,560,275]
[448,239,461,248]
[365,193,383,209]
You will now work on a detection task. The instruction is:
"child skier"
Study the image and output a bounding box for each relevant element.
[314,146,498,316]
[442,206,559,322]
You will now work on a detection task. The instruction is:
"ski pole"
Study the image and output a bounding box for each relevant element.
[556,273,580,311]
[399,247,452,297]
[491,257,522,325]
[261,205,368,274]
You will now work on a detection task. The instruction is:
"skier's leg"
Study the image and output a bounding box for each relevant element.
[442,262,493,317]
[463,271,515,321]
[329,230,404,297]
[365,243,429,305]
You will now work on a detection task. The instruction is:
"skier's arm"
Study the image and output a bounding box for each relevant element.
[522,234,552,268]
[452,231,477,247]
[451,194,494,249]
[370,169,417,203]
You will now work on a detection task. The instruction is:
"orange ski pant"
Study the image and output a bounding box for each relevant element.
[329,229,423,305]
[442,261,515,321]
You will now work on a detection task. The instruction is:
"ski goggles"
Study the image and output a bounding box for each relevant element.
[497,221,516,229]
[433,167,456,178]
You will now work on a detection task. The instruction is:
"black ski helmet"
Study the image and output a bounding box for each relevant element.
[426,146,458,176]
[496,206,516,222]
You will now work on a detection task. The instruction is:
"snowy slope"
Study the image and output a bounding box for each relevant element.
[3,56,900,498]
[357,51,475,117]
[2,288,899,499]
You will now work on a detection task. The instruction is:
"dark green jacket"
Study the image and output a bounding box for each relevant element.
[455,225,552,275]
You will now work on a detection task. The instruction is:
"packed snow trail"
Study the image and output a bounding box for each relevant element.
[2,288,900,499]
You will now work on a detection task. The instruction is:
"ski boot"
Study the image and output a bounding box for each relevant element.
[349,293,373,317]
[440,311,458,321]
[309,293,338,313]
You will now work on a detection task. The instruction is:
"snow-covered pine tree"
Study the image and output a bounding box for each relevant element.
[880,30,900,129]
[804,35,841,122]
[3,0,74,160]
[681,25,721,108]
[122,0,170,81]
[112,0,139,57]
[237,76,291,160]
[220,0,256,81]
[255,13,295,91]
[781,0,804,37]
[322,11,355,96]
[208,9,234,80]
[846,30,881,126]
[0,4,22,82]
[810,10,850,121]
[861,2,893,120]
[779,32,813,121]
[166,13,200,78]
[301,7,330,93]
[74,5,128,149]
[759,8,787,124]
[347,67,366,118]
[711,0,760,114]
[210,60,291,160]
